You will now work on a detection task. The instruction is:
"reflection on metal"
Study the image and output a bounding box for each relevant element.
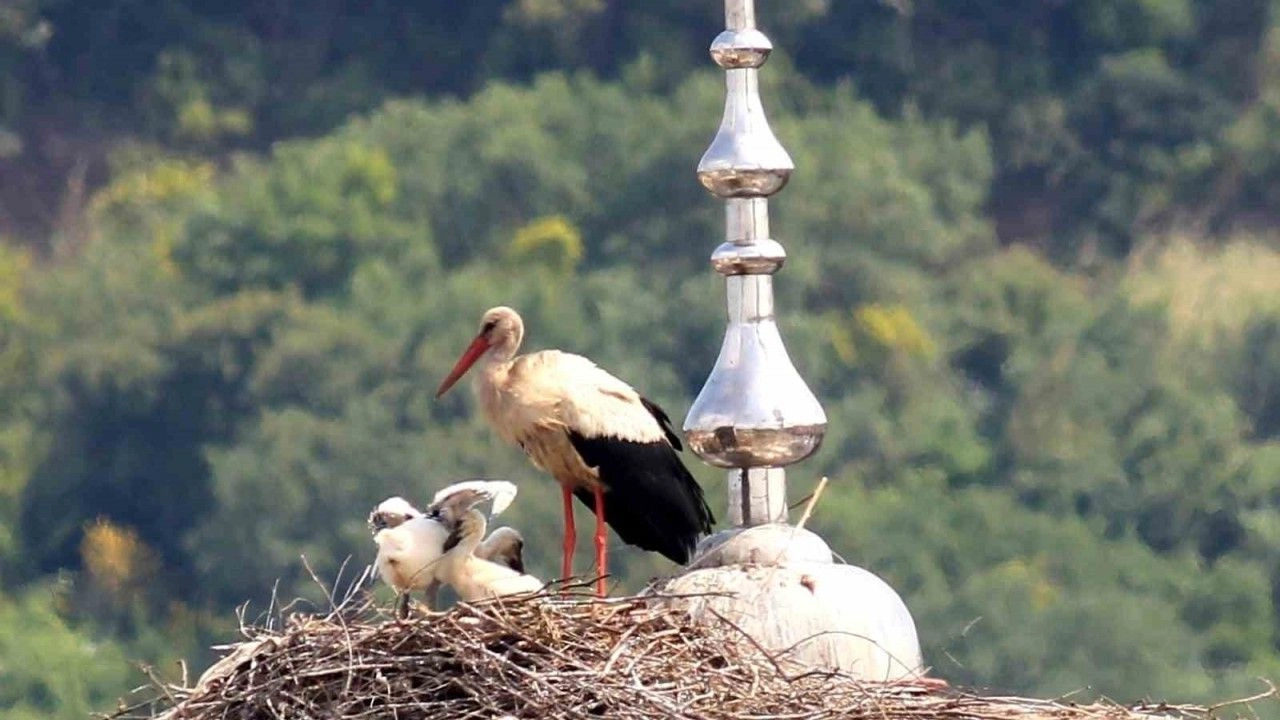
[709,28,773,69]
[684,0,827,523]
[726,467,787,526]
[697,74,792,197]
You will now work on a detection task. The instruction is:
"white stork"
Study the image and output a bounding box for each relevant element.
[427,483,544,601]
[368,481,527,616]
[435,306,715,597]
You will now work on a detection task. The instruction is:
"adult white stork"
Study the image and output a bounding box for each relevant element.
[427,483,544,601]
[435,306,715,597]
[369,481,527,616]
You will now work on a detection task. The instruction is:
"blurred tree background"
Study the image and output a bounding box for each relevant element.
[3,0,1280,715]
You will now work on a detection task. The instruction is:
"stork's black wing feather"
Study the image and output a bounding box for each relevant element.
[639,396,683,450]
[568,430,714,565]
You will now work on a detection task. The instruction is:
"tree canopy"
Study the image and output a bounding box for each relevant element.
[3,1,1280,717]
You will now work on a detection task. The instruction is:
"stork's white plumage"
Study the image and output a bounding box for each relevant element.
[368,485,529,616]
[435,306,715,597]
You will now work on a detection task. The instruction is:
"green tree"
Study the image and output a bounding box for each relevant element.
[0,586,134,720]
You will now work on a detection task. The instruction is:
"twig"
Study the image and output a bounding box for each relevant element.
[793,476,829,532]
[1203,679,1278,716]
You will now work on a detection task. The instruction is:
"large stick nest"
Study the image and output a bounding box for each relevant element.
[110,591,1273,720]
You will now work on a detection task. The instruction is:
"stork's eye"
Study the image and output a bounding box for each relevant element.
[481,320,497,334]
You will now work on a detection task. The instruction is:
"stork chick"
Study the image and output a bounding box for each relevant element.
[427,484,544,602]
[369,496,448,618]
[369,484,527,616]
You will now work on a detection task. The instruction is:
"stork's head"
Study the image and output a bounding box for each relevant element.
[435,306,524,398]
[368,496,422,533]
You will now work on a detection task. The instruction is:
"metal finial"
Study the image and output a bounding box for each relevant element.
[684,0,827,526]
[670,1,923,681]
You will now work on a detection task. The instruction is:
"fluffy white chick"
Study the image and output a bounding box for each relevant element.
[426,482,544,602]
[369,484,533,615]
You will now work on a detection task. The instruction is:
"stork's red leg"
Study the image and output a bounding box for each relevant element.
[593,486,607,597]
[561,485,576,582]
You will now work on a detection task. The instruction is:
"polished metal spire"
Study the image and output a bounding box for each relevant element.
[684,0,827,527]
[670,2,923,680]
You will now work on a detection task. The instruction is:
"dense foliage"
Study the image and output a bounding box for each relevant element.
[3,1,1280,717]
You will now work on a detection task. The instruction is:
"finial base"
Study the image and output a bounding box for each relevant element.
[663,560,924,680]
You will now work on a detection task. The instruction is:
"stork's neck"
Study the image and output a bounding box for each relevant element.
[472,346,513,404]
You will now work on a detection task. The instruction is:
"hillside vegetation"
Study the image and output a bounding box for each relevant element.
[3,1,1280,716]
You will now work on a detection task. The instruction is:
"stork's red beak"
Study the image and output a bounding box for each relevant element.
[435,334,490,398]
